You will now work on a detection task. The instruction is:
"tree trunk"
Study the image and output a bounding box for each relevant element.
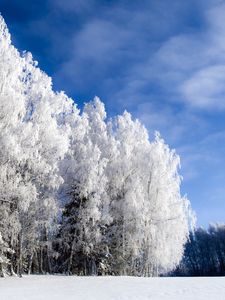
[68,237,76,274]
[28,253,33,275]
[17,232,23,277]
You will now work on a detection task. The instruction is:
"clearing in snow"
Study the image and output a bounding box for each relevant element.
[0,275,224,300]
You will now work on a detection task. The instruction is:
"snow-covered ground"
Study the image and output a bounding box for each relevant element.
[0,275,224,300]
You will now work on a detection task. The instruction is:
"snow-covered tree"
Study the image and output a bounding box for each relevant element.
[0,15,72,275]
[104,113,191,276]
[58,98,111,275]
[0,232,12,277]
[0,15,192,277]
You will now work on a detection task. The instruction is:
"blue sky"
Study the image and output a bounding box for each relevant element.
[1,0,225,226]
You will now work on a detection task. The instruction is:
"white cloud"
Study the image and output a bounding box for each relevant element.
[52,1,187,97]
[180,65,225,109]
[151,3,225,110]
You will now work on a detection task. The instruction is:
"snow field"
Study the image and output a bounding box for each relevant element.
[0,275,225,300]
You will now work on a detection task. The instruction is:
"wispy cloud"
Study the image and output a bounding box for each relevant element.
[152,3,225,110]
[52,1,188,105]
[180,66,225,109]
[49,1,225,121]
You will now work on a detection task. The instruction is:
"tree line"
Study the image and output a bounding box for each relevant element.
[0,16,192,277]
[173,224,225,277]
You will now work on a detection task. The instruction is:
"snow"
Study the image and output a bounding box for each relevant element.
[0,275,224,300]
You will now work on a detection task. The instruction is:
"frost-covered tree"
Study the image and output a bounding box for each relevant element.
[0,15,71,275]
[139,133,191,275]
[0,232,12,277]
[58,98,111,275]
[104,113,191,276]
[0,15,192,277]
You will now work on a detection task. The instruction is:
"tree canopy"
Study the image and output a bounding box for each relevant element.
[0,15,193,277]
